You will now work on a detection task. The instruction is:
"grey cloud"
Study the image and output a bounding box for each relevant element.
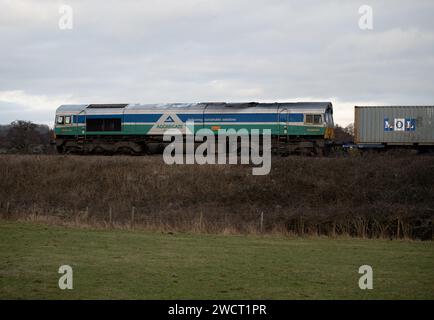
[0,0,433,126]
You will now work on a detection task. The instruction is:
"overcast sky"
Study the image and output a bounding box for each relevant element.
[1,0,433,126]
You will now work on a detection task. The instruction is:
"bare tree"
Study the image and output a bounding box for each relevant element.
[344,123,354,137]
[5,121,51,153]
[334,123,354,144]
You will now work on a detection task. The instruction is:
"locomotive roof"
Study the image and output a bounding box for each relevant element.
[57,102,333,113]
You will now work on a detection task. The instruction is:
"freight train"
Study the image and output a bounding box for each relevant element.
[53,102,335,155]
[54,102,434,155]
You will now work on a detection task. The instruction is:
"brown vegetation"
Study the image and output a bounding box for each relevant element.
[0,154,433,239]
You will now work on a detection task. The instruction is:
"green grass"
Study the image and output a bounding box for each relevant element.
[0,221,433,299]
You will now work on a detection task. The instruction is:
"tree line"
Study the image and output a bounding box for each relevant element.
[0,121,55,154]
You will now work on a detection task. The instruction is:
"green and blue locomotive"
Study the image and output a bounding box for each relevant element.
[54,102,335,155]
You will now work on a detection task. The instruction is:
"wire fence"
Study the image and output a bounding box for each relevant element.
[1,201,433,240]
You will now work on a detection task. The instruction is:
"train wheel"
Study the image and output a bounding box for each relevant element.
[116,147,134,155]
[56,145,65,154]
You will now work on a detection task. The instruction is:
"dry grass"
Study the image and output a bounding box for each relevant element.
[0,154,433,239]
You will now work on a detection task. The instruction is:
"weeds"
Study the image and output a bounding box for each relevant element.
[0,154,433,239]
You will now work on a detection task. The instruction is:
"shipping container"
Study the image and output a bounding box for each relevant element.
[354,106,434,147]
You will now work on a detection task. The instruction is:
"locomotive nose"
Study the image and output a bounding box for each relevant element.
[325,127,335,140]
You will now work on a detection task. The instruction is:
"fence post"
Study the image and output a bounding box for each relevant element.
[109,206,113,227]
[397,218,400,239]
[159,211,162,228]
[6,201,10,215]
[131,206,135,229]
[260,211,264,233]
[300,216,304,236]
[199,211,203,231]
[85,206,89,224]
[332,221,336,237]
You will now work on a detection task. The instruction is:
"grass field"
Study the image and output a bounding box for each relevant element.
[0,221,433,299]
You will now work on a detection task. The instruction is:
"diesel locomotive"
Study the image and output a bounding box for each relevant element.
[54,102,335,155]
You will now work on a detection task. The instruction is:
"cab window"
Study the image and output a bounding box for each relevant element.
[57,116,64,125]
[305,114,322,125]
[65,116,71,124]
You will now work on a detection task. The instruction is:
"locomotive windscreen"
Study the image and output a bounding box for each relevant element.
[86,118,122,132]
